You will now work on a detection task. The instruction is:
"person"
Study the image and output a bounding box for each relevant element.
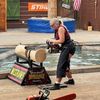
[47,18,76,90]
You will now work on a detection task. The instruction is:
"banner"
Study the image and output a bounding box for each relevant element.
[7,0,20,20]
[28,2,48,12]
[73,0,81,11]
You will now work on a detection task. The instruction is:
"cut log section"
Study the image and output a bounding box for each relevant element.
[15,45,46,63]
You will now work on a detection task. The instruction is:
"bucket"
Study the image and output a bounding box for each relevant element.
[88,26,92,31]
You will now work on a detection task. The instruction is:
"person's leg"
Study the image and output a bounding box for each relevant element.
[66,70,72,79]
[66,73,75,85]
[50,48,68,90]
[49,77,62,90]
[66,53,73,79]
[55,77,62,83]
[64,41,76,84]
[64,53,75,85]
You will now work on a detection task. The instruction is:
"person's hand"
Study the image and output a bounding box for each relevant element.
[47,39,55,43]
[46,40,50,43]
[46,40,53,45]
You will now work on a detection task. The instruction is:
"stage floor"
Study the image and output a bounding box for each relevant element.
[0,72,100,100]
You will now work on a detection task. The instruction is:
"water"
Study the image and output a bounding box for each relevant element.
[0,47,100,73]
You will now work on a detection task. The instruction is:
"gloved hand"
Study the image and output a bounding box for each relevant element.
[46,40,60,53]
[46,40,53,49]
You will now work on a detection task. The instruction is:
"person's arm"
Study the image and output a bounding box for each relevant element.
[49,27,65,44]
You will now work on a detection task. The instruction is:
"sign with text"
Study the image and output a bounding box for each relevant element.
[8,63,28,85]
[62,3,70,9]
[27,67,51,84]
[28,2,48,12]
[8,63,51,85]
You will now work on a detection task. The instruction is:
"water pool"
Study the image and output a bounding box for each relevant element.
[0,46,100,73]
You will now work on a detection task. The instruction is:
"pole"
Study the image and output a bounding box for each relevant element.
[48,0,57,18]
[94,0,97,19]
[0,0,7,32]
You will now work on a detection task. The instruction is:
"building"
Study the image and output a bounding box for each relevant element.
[79,0,100,31]
[0,0,7,32]
[0,0,100,31]
[7,0,48,28]
[0,0,74,31]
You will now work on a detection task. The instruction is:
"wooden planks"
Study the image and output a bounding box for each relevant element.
[0,0,7,32]
[79,0,100,31]
[7,0,48,28]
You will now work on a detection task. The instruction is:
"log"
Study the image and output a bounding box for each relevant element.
[15,45,46,63]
